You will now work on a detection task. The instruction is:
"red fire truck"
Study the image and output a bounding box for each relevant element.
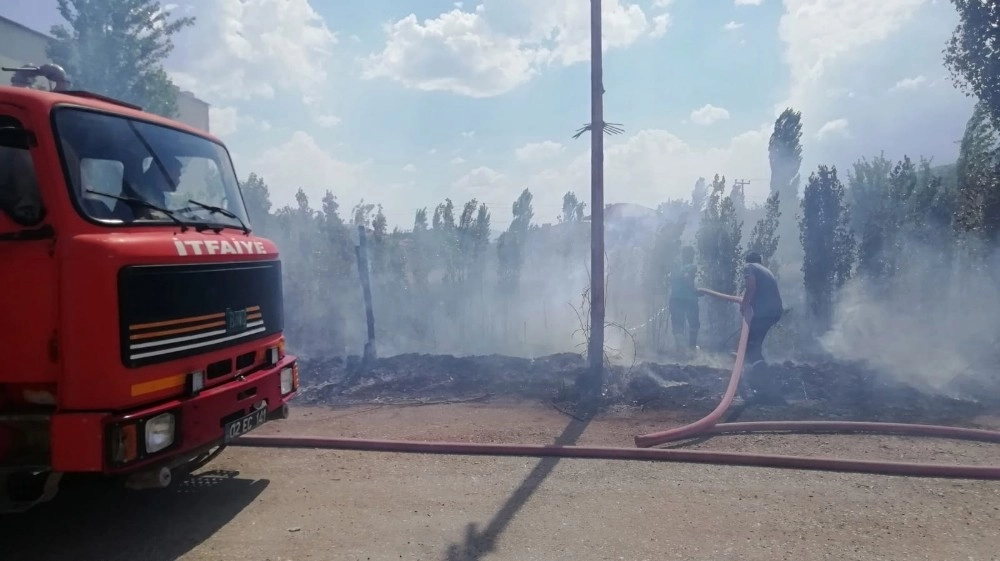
[0,63,298,512]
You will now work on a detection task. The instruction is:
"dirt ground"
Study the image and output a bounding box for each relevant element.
[3,398,1000,561]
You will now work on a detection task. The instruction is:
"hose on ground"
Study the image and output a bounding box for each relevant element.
[234,317,1000,479]
[233,435,1000,479]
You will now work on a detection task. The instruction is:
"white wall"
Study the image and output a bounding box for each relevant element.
[176,90,210,133]
[0,15,210,132]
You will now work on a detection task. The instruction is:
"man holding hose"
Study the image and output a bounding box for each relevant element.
[698,251,784,402]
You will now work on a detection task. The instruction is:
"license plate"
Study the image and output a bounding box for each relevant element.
[224,404,268,442]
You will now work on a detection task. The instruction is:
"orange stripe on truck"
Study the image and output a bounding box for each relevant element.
[129,306,261,331]
[130,320,227,341]
[130,313,224,331]
[129,312,262,341]
[130,374,187,397]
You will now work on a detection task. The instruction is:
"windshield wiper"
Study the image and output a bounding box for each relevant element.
[188,199,251,235]
[86,189,193,232]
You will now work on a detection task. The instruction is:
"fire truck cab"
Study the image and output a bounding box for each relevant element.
[0,64,298,512]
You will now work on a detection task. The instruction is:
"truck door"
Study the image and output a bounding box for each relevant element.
[0,106,60,389]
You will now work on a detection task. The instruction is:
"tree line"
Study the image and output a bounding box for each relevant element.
[235,86,999,362]
[35,0,1000,361]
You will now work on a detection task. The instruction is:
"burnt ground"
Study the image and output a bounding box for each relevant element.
[295,352,999,429]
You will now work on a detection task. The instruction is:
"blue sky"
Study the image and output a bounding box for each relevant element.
[1,0,977,231]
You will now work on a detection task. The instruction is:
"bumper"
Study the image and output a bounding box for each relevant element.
[50,356,298,474]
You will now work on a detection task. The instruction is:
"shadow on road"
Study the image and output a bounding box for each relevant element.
[444,416,591,561]
[0,469,267,561]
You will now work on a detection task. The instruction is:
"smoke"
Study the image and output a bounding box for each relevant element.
[268,197,720,365]
[820,239,1000,394]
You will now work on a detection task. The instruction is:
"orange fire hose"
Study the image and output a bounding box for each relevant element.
[234,315,1000,479]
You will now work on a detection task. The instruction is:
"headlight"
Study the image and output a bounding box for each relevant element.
[280,367,294,395]
[145,412,176,454]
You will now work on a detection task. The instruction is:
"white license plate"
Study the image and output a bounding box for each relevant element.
[224,404,268,442]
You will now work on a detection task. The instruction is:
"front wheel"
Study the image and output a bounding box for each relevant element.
[0,470,62,513]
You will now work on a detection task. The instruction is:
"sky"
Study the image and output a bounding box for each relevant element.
[1,0,978,231]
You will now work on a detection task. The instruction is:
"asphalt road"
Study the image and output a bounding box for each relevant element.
[3,402,999,561]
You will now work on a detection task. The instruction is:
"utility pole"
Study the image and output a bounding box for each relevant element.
[587,0,605,404]
[571,0,622,409]
[355,225,377,364]
[731,178,749,208]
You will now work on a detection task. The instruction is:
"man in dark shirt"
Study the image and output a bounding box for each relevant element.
[698,251,784,402]
[669,246,700,353]
[741,251,783,367]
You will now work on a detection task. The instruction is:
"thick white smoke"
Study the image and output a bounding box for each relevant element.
[821,242,1000,394]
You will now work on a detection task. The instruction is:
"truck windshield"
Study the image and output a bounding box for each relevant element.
[52,107,251,231]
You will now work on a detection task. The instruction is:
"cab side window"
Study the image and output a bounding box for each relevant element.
[0,115,45,227]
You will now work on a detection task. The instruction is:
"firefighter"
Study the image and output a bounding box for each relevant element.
[740,251,783,368]
[698,251,785,403]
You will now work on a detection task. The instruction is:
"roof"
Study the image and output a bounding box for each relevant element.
[0,14,55,43]
[176,89,209,107]
[583,202,659,222]
[0,85,223,144]
[0,14,211,112]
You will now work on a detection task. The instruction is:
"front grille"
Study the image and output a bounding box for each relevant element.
[206,358,233,380]
[118,260,283,368]
[235,351,256,370]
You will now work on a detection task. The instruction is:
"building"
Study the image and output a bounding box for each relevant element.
[0,14,210,132]
[174,88,210,131]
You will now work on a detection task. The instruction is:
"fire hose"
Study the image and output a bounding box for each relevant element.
[234,313,1000,480]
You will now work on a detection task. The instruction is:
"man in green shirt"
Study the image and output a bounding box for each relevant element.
[669,246,701,353]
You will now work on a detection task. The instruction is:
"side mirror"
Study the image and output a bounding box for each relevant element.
[0,128,33,150]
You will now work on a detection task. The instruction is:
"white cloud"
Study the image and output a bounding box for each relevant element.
[360,11,541,98]
[250,131,369,210]
[767,0,975,179]
[451,156,466,164]
[651,14,672,38]
[735,0,763,5]
[453,166,504,193]
[208,106,268,137]
[777,0,925,118]
[317,114,342,127]
[362,0,665,97]
[816,118,850,140]
[653,0,674,7]
[724,21,744,31]
[490,0,656,66]
[167,0,337,104]
[515,140,566,162]
[462,131,476,138]
[403,163,417,172]
[516,125,774,222]
[890,75,928,91]
[690,104,731,125]
[210,106,240,137]
[462,126,773,227]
